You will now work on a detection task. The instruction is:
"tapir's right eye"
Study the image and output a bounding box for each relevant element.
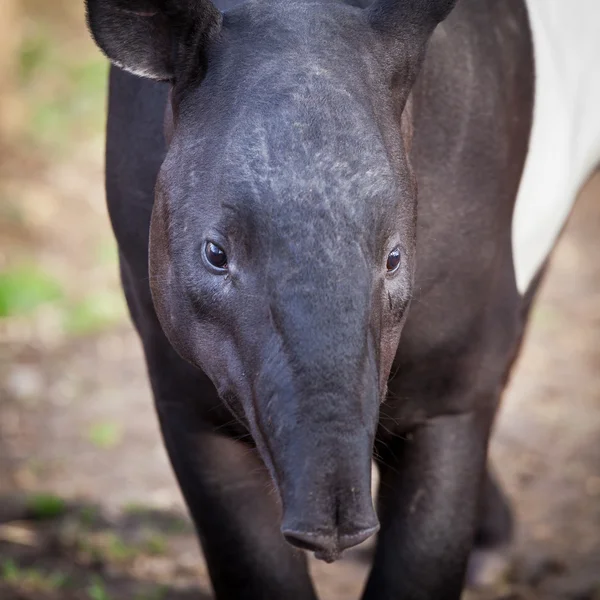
[204,241,228,272]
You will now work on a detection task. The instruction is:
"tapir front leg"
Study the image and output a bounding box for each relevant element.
[362,410,493,600]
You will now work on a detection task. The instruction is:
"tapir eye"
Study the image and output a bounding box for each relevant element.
[386,247,401,274]
[204,241,228,272]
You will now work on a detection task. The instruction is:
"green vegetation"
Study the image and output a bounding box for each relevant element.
[87,577,111,600]
[18,25,108,150]
[135,586,168,600]
[531,304,561,329]
[75,528,168,565]
[95,239,120,266]
[78,504,101,528]
[0,196,26,227]
[104,533,138,562]
[75,532,133,565]
[0,262,126,336]
[18,30,53,85]
[87,421,122,449]
[0,262,126,337]
[142,531,168,556]
[63,291,127,336]
[0,12,127,341]
[122,502,150,516]
[0,264,63,317]
[1,559,70,592]
[27,492,67,520]
[123,503,193,534]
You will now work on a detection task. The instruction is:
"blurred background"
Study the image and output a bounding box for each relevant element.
[0,1,599,599]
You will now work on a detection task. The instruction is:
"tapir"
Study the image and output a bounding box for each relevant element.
[85,0,600,597]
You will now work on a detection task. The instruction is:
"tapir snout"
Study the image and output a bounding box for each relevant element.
[251,272,382,561]
[279,429,379,562]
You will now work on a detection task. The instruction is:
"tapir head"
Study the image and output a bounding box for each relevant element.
[87,0,457,562]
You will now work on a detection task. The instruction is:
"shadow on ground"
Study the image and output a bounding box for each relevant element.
[0,495,210,600]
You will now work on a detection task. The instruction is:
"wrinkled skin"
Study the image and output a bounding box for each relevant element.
[88,0,535,597]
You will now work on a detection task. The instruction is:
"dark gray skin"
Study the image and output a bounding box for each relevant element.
[87,0,535,597]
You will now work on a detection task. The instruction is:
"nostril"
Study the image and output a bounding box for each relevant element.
[282,530,340,562]
[339,524,380,551]
[283,530,330,553]
[282,524,379,563]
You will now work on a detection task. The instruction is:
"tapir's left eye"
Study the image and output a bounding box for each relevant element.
[204,241,228,272]
[386,247,401,274]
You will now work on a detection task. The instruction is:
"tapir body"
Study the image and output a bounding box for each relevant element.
[87,0,600,597]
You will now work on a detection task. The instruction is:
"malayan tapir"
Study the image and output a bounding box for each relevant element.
[85,0,600,597]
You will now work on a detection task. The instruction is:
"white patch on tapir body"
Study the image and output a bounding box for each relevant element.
[513,0,600,293]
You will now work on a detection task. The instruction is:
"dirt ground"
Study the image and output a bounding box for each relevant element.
[1,121,599,599]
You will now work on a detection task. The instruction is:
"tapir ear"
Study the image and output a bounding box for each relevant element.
[85,0,222,82]
[367,0,458,35]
